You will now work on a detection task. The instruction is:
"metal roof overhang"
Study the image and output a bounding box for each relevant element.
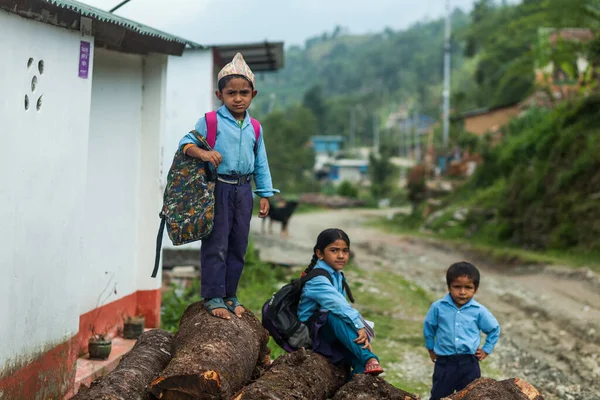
[212,41,285,72]
[0,0,204,56]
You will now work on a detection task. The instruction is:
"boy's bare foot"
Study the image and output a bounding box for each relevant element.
[225,300,245,318]
[204,298,231,320]
[211,307,231,319]
[224,297,245,318]
[233,305,244,318]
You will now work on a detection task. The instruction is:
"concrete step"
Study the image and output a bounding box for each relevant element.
[64,336,137,398]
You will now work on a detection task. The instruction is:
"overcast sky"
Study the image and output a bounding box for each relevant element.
[79,0,490,46]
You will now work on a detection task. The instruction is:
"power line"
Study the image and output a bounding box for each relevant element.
[109,0,132,13]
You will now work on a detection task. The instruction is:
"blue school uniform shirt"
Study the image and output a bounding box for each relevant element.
[423,293,500,356]
[298,260,365,331]
[178,105,279,198]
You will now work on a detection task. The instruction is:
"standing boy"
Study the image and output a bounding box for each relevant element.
[179,53,278,320]
[423,261,501,400]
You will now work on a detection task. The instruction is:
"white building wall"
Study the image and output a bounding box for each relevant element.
[0,12,94,367]
[162,48,214,250]
[137,54,167,289]
[80,48,144,313]
[337,167,364,184]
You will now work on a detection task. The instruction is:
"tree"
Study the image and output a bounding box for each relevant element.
[368,152,394,200]
[303,85,327,132]
[262,106,317,194]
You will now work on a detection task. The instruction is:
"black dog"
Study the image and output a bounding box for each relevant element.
[262,199,299,237]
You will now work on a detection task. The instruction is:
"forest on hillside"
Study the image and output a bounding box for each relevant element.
[256,0,600,256]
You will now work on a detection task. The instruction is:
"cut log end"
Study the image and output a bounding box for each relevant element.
[332,374,420,400]
[71,329,174,400]
[150,301,269,400]
[442,377,545,400]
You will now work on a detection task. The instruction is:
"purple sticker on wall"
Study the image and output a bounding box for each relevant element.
[79,41,90,79]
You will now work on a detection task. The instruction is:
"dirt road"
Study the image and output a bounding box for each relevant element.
[251,208,600,400]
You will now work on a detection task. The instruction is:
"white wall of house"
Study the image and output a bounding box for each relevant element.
[137,54,168,289]
[0,11,94,368]
[81,49,166,313]
[162,48,214,250]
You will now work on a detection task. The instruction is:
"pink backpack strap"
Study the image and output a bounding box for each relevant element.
[206,112,261,152]
[250,117,261,152]
[205,111,218,149]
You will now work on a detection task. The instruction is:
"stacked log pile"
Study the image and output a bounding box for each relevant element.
[73,302,544,400]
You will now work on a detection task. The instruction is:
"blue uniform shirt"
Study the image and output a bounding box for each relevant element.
[178,105,279,198]
[423,293,500,356]
[298,260,365,331]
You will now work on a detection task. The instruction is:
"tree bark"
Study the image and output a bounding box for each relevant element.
[72,329,174,400]
[443,377,544,400]
[148,301,270,400]
[332,374,420,400]
[232,348,347,400]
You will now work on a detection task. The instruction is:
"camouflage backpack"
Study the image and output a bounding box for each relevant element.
[151,111,261,278]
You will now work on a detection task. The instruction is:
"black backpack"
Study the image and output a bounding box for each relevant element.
[261,268,354,353]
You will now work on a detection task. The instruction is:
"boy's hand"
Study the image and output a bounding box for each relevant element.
[354,328,372,351]
[258,198,269,218]
[475,349,488,361]
[428,349,438,362]
[199,149,222,168]
[186,146,222,168]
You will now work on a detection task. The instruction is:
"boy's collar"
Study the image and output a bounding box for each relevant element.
[442,293,480,309]
[217,104,251,126]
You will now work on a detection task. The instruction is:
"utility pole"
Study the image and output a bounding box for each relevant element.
[413,111,421,162]
[442,0,451,154]
[403,119,410,158]
[349,108,356,151]
[373,114,380,156]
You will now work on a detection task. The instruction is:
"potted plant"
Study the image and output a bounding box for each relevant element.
[88,325,112,360]
[123,313,145,340]
[87,272,117,360]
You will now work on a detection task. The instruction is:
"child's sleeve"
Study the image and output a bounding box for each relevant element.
[479,308,501,354]
[423,303,438,350]
[303,276,365,331]
[253,127,280,198]
[178,117,208,152]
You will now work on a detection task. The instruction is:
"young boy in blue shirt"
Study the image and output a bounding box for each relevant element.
[423,261,500,400]
[179,53,278,320]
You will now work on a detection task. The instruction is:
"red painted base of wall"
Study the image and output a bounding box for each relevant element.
[77,288,161,354]
[0,288,161,399]
[0,336,78,400]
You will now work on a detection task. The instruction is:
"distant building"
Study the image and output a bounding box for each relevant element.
[311,135,344,154]
[311,135,344,174]
[329,159,369,185]
[531,27,595,105]
[385,107,436,135]
[455,104,521,136]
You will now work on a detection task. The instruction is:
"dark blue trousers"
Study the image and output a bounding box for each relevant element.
[430,354,481,400]
[200,180,253,299]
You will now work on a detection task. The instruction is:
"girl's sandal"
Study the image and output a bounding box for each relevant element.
[204,298,231,319]
[224,296,245,318]
[364,360,384,376]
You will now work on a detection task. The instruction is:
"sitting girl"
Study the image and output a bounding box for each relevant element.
[298,228,384,375]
